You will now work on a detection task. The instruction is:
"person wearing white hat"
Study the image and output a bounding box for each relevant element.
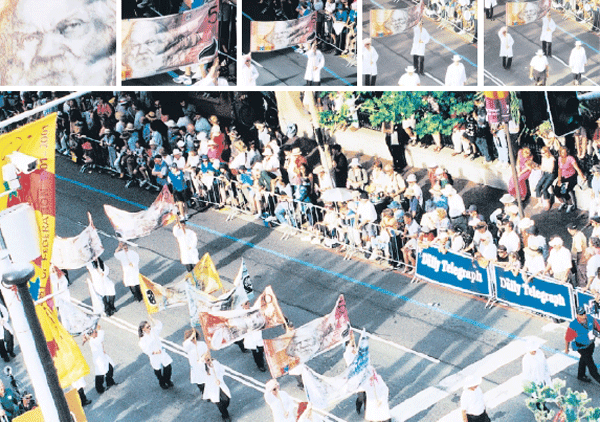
[498,26,514,70]
[540,12,556,57]
[240,53,259,86]
[522,342,551,411]
[545,236,572,284]
[444,55,467,86]
[529,49,549,86]
[398,66,421,86]
[264,379,296,422]
[460,375,490,422]
[347,158,369,191]
[411,21,430,75]
[569,40,587,85]
[363,38,379,86]
[304,42,325,86]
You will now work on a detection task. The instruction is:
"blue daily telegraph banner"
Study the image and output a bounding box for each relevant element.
[416,247,491,296]
[494,266,575,320]
[575,290,600,320]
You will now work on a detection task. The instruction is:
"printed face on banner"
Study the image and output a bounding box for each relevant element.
[506,0,550,26]
[1,0,116,85]
[250,12,316,52]
[122,2,219,80]
[370,2,423,38]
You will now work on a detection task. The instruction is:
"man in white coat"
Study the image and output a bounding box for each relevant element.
[398,66,421,86]
[540,12,556,57]
[411,21,430,75]
[182,328,208,395]
[363,38,378,86]
[484,0,497,19]
[304,42,325,86]
[569,40,587,85]
[83,325,118,394]
[522,342,551,412]
[240,54,259,86]
[265,379,296,422]
[173,220,200,272]
[113,242,142,302]
[445,55,467,86]
[203,356,232,422]
[499,26,514,70]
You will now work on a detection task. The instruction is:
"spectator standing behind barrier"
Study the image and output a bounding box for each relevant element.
[565,307,600,384]
[508,147,534,200]
[545,237,572,285]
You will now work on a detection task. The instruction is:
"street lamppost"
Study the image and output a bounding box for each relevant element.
[2,262,72,422]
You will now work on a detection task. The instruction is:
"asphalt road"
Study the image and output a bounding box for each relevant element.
[484,2,600,86]
[362,1,478,86]
[4,150,586,422]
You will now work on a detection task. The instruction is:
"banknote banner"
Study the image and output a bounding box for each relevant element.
[0,114,56,301]
[140,274,186,314]
[122,1,219,79]
[186,252,222,294]
[52,213,104,270]
[186,280,248,327]
[264,295,351,377]
[199,286,285,350]
[506,0,551,26]
[370,2,424,38]
[250,12,316,52]
[104,184,176,240]
[493,265,575,320]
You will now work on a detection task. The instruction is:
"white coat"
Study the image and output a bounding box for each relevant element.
[86,263,116,296]
[114,249,140,287]
[522,349,551,386]
[498,31,514,57]
[88,330,114,376]
[569,46,587,73]
[265,389,296,422]
[203,360,231,402]
[304,49,325,82]
[398,72,420,86]
[139,320,173,370]
[410,26,430,56]
[0,304,13,339]
[86,278,104,315]
[243,330,264,350]
[183,337,208,385]
[363,367,391,422]
[484,0,497,7]
[363,46,378,76]
[173,224,199,266]
[240,63,259,86]
[540,16,556,42]
[445,62,467,86]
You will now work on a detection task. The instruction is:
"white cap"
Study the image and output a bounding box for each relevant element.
[463,375,482,389]
[406,66,416,73]
[500,194,515,204]
[536,49,544,56]
[576,40,582,46]
[452,55,461,62]
[172,149,181,155]
[166,120,176,128]
[350,158,360,167]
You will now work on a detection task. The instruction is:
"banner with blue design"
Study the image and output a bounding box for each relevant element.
[575,289,600,320]
[494,266,575,320]
[416,246,491,297]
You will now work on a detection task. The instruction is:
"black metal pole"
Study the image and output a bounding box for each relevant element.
[3,263,72,422]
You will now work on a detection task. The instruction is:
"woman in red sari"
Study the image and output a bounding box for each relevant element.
[508,147,534,200]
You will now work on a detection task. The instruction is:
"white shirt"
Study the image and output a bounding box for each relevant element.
[240,63,259,86]
[304,50,325,82]
[540,16,556,42]
[265,389,296,422]
[88,330,114,376]
[114,248,140,287]
[548,246,572,276]
[522,349,551,386]
[499,230,520,253]
[183,338,208,385]
[530,55,549,72]
[410,26,430,56]
[139,320,173,370]
[447,194,465,218]
[398,72,421,86]
[445,62,467,86]
[243,330,264,350]
[363,46,379,75]
[203,360,231,402]
[498,31,514,57]
[569,46,587,74]
[86,263,116,296]
[524,253,546,275]
[173,224,200,266]
[461,386,487,416]
[357,200,378,223]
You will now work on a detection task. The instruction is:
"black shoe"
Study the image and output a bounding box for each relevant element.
[222,416,231,422]
[159,382,169,390]
[578,375,592,383]
[81,398,92,407]
[258,366,267,372]
[166,381,174,388]
[106,382,118,390]
[96,387,105,394]
[356,402,362,414]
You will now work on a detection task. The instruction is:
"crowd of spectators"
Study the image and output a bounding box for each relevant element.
[7,91,600,292]
[424,0,477,37]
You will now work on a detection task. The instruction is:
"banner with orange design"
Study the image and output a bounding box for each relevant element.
[0,114,56,301]
[140,274,186,314]
[250,12,316,52]
[186,252,222,294]
[35,303,89,388]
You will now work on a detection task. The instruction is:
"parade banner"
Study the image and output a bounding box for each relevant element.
[302,334,370,409]
[104,184,176,240]
[35,303,89,388]
[140,274,186,314]
[416,247,491,297]
[250,12,316,52]
[200,286,285,350]
[575,289,599,320]
[0,114,56,301]
[484,91,511,125]
[56,297,100,336]
[14,388,87,422]
[506,0,551,26]
[234,258,254,301]
[186,252,222,294]
[264,295,351,377]
[186,280,248,327]
[122,1,219,79]
[52,212,103,270]
[494,266,575,320]
[370,2,425,38]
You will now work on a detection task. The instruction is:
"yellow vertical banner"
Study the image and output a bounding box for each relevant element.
[187,253,222,294]
[0,114,57,301]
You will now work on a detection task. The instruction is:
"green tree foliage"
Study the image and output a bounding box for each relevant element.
[524,379,600,422]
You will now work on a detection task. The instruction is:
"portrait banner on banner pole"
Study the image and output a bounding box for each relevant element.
[493,266,575,320]
[250,12,316,52]
[122,1,219,80]
[505,0,551,26]
[370,2,425,38]
[415,246,492,297]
